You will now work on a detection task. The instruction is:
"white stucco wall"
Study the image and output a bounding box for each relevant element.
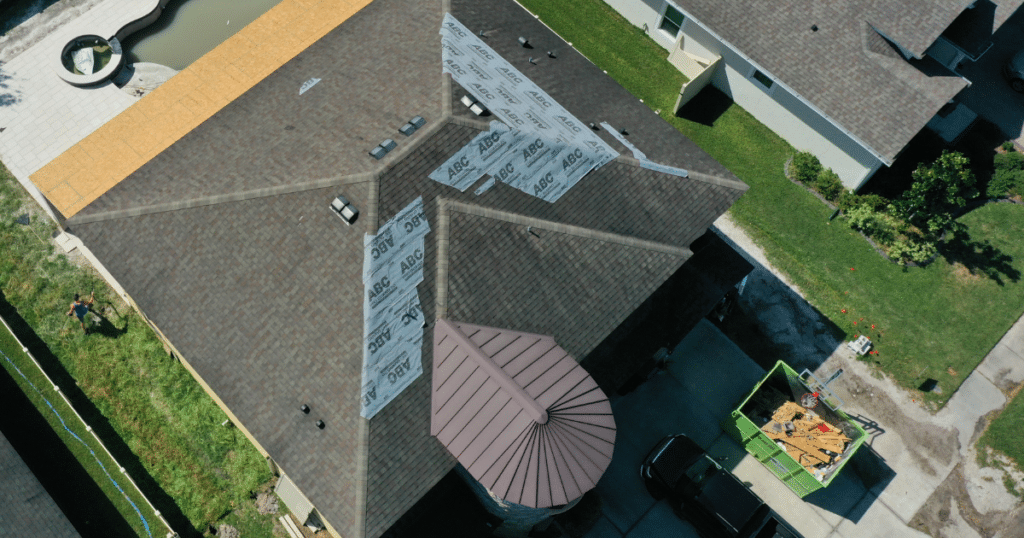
[601,0,887,190]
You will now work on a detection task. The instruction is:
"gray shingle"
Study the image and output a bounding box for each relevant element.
[671,0,1020,162]
[66,0,748,536]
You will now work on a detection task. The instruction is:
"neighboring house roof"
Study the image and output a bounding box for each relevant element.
[865,0,974,57]
[675,0,1023,163]
[0,427,82,538]
[64,0,746,536]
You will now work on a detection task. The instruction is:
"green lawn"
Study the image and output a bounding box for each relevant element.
[0,164,277,535]
[519,0,1024,408]
[0,323,163,538]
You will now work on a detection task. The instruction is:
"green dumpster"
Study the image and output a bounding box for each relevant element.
[720,361,867,497]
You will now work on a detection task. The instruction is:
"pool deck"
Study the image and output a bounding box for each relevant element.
[0,0,142,214]
[1,0,373,219]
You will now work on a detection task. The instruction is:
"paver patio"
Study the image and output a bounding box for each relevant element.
[2,0,375,220]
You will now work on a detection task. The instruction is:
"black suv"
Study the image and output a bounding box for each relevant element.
[641,435,803,538]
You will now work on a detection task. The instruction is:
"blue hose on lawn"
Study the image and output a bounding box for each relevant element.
[1,348,153,538]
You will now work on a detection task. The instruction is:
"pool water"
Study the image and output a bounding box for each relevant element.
[119,0,284,70]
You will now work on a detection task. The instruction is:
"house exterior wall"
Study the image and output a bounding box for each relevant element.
[602,0,888,190]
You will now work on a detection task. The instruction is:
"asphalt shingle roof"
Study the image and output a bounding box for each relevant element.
[675,0,1024,162]
[65,0,748,536]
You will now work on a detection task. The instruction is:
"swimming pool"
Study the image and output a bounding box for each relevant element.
[119,0,283,70]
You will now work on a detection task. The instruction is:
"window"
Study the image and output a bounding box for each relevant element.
[659,4,685,37]
[751,69,774,90]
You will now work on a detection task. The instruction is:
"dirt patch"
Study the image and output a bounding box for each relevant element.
[836,369,957,474]
[952,262,984,284]
[910,464,1023,538]
[256,491,279,515]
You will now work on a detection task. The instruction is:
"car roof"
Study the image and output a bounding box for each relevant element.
[1011,49,1024,70]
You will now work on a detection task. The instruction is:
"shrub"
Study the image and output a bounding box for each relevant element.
[989,151,1024,198]
[815,169,845,202]
[838,192,890,213]
[1001,141,1016,152]
[791,151,822,185]
[847,205,898,245]
[893,150,977,235]
[887,238,938,264]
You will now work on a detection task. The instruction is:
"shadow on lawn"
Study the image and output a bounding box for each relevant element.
[940,228,1022,286]
[87,303,130,339]
[0,364,139,538]
[675,86,732,127]
[0,290,201,538]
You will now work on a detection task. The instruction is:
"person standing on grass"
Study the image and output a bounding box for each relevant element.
[66,291,94,334]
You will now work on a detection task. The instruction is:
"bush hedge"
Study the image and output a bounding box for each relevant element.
[990,151,1024,198]
[791,151,822,185]
[815,169,844,202]
[838,191,889,213]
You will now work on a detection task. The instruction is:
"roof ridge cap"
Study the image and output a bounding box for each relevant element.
[65,173,378,225]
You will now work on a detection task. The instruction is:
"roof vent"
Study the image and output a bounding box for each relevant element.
[316,420,325,430]
[461,94,487,115]
[300,404,310,414]
[518,36,531,48]
[330,195,359,225]
[398,115,427,136]
[369,139,397,159]
[546,50,556,58]
[811,25,819,32]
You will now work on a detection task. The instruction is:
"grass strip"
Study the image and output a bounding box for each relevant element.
[0,163,277,535]
[980,383,1024,494]
[518,0,1024,409]
[0,323,161,538]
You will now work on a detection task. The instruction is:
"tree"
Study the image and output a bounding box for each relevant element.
[893,151,977,235]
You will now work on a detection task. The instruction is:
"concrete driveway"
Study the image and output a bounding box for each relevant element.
[957,7,1024,143]
[585,320,917,538]
[575,215,1024,538]
[581,221,1024,538]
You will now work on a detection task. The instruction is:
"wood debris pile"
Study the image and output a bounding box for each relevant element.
[760,401,851,477]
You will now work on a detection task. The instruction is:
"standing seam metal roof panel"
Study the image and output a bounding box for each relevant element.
[430,319,615,508]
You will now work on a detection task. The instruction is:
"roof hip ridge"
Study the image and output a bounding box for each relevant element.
[614,155,749,193]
